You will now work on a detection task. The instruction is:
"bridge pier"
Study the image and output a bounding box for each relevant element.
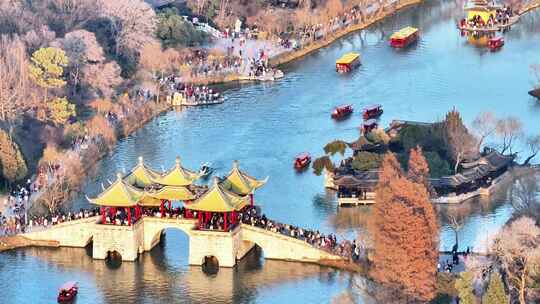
[188,228,245,268]
[92,221,144,261]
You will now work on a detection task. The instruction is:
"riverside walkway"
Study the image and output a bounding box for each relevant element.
[21,215,346,267]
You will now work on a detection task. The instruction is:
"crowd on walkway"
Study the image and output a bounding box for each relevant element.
[238,207,361,261]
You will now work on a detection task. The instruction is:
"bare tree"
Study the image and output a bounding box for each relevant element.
[472,111,497,152]
[82,61,122,99]
[98,0,157,59]
[491,217,540,304]
[522,135,540,166]
[448,214,464,248]
[495,117,523,154]
[509,172,539,215]
[0,34,32,123]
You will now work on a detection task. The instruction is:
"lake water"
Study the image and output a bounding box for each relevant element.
[2,0,540,303]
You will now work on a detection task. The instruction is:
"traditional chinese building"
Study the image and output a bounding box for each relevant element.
[220,160,268,206]
[185,177,250,231]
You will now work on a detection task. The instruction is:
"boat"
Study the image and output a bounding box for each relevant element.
[336,53,361,73]
[57,281,78,303]
[362,119,378,134]
[487,36,504,51]
[294,153,311,170]
[362,104,383,120]
[199,163,214,179]
[331,104,353,120]
[390,26,419,48]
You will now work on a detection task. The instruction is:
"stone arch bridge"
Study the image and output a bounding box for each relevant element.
[23,216,344,267]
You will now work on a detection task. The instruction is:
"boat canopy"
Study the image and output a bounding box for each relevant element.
[336,53,360,65]
[489,36,503,42]
[59,281,78,291]
[185,177,249,212]
[363,104,381,111]
[390,26,418,40]
[364,119,378,126]
[296,152,310,160]
[220,160,268,196]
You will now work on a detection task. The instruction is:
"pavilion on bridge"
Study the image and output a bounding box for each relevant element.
[220,160,268,206]
[185,177,250,232]
[87,173,161,226]
[87,158,268,226]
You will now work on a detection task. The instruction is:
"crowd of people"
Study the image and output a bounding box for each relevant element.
[238,207,361,261]
[0,183,35,235]
[461,7,514,29]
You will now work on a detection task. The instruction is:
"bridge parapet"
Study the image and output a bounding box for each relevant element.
[23,216,98,247]
[240,224,344,263]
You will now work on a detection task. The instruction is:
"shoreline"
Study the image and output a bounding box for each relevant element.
[269,0,423,67]
[0,235,58,253]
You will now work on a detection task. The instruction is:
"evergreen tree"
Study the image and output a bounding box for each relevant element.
[455,271,476,304]
[482,273,508,304]
[0,129,27,184]
[370,153,439,302]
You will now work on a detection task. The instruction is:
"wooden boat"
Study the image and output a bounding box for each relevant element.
[362,119,378,134]
[528,88,540,99]
[362,104,383,120]
[336,53,360,73]
[488,36,504,51]
[294,153,311,170]
[57,281,78,303]
[390,27,419,48]
[331,104,353,120]
[199,163,214,179]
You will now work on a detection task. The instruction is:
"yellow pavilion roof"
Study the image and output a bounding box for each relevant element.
[336,52,360,65]
[123,156,162,188]
[145,185,196,202]
[185,177,249,212]
[220,160,268,196]
[138,193,163,207]
[390,27,418,40]
[153,156,200,187]
[87,173,144,207]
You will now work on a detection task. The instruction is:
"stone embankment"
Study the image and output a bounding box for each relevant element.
[0,235,58,252]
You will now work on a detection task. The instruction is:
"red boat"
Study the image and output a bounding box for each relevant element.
[390,27,419,48]
[57,281,78,303]
[294,153,311,170]
[488,37,504,51]
[362,104,383,120]
[362,119,378,134]
[331,104,353,120]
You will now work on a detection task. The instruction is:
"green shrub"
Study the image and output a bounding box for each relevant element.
[157,8,208,47]
[351,152,383,171]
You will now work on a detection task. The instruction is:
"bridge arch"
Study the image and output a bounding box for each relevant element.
[142,218,196,252]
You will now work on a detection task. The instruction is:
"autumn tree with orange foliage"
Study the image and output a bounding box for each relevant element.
[408,145,436,197]
[370,153,439,303]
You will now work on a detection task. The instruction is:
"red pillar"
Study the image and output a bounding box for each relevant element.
[231,210,236,224]
[205,212,210,223]
[126,207,132,226]
[197,211,202,227]
[249,193,254,207]
[160,200,165,218]
[101,207,106,224]
[223,212,228,231]
[168,200,172,210]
